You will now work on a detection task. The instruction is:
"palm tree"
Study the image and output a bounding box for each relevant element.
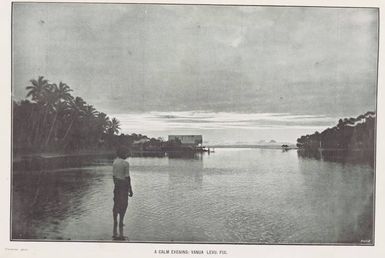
[26,76,50,103]
[96,112,110,133]
[56,82,73,102]
[26,76,51,146]
[19,76,135,152]
[62,97,86,143]
[107,117,121,135]
[83,105,98,121]
[81,105,100,146]
[45,82,73,146]
[41,84,60,146]
[46,82,74,144]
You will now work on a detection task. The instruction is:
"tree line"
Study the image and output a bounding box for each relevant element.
[14,76,132,153]
[296,111,376,151]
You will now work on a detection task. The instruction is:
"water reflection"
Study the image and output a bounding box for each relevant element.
[12,148,374,243]
[12,169,96,240]
[296,156,374,243]
[167,151,202,159]
[168,154,204,190]
[297,149,375,167]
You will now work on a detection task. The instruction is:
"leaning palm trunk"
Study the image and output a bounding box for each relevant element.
[34,105,49,147]
[62,117,75,144]
[26,108,38,147]
[45,111,58,148]
[31,107,45,147]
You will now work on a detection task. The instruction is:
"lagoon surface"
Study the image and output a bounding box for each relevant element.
[12,148,374,243]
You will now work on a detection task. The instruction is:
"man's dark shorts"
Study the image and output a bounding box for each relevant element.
[113,177,129,214]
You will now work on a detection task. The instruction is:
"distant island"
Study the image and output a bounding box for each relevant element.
[208,143,296,149]
[209,139,296,149]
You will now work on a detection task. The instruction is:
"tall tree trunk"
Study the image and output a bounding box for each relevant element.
[45,112,58,148]
[33,105,48,147]
[31,106,43,147]
[26,108,37,148]
[39,106,50,145]
[62,118,75,144]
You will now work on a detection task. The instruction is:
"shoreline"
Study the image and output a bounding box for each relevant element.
[12,146,374,171]
[14,145,292,161]
[14,146,374,161]
[12,149,202,171]
[208,145,297,149]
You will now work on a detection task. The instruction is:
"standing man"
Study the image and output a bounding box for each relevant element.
[112,147,133,240]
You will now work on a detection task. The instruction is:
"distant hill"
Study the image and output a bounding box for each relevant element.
[207,138,296,148]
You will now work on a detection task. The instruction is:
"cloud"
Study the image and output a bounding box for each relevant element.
[13,4,377,117]
[111,111,338,133]
[109,111,338,143]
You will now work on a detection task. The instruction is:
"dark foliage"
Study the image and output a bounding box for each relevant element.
[13,76,178,155]
[296,112,376,151]
[13,76,126,153]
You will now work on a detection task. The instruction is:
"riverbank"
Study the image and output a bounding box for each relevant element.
[13,151,116,171]
[12,148,208,171]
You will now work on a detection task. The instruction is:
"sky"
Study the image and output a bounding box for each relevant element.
[12,3,378,144]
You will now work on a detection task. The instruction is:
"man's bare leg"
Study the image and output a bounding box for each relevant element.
[113,208,118,238]
[116,208,127,239]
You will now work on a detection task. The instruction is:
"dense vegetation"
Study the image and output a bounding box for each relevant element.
[296,111,376,151]
[13,76,157,154]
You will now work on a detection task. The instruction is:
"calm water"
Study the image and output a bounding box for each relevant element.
[12,148,374,244]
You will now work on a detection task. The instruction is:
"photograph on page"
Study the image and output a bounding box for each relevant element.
[8,1,379,247]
